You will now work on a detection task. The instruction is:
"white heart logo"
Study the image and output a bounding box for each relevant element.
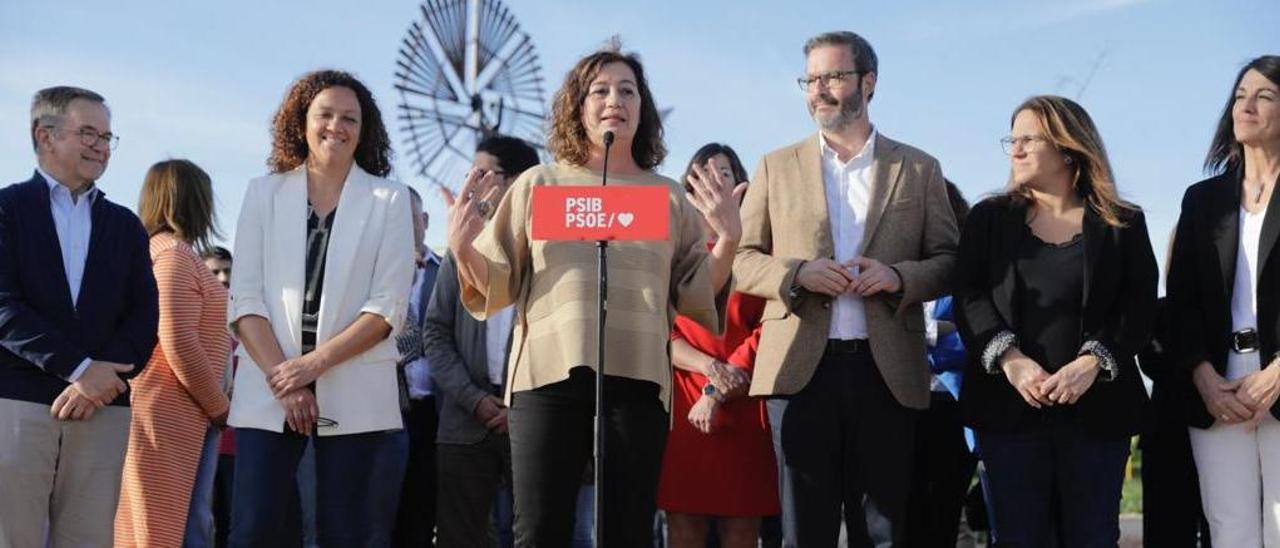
[618,212,635,227]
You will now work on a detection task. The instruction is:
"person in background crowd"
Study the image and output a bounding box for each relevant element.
[425,134,539,547]
[0,85,159,547]
[1168,54,1280,547]
[446,44,740,546]
[657,142,777,548]
[391,184,442,546]
[116,159,232,547]
[733,30,959,546]
[226,69,414,546]
[905,180,976,548]
[955,95,1157,546]
[204,246,233,287]
[201,245,239,548]
[1138,234,1213,548]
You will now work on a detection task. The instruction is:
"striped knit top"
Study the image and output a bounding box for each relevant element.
[462,163,725,409]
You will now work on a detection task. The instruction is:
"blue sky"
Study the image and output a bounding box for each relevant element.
[2,0,1276,280]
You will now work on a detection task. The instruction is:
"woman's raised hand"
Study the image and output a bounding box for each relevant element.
[446,168,503,257]
[685,160,746,243]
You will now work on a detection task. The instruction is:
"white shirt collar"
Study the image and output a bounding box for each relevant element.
[819,127,878,168]
[36,166,98,203]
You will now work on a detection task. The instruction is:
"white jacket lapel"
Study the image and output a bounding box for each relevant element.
[316,165,375,343]
[272,167,309,357]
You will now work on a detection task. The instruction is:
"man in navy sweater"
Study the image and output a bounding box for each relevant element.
[0,86,158,546]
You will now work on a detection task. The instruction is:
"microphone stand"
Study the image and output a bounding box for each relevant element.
[593,130,614,546]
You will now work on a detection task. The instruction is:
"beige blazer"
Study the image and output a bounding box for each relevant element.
[227,165,415,435]
[734,133,958,409]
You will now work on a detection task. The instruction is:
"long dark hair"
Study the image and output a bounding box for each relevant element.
[268,70,393,177]
[549,46,666,169]
[1205,55,1280,176]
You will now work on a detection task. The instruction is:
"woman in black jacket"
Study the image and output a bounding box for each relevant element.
[1167,54,1280,547]
[955,95,1157,547]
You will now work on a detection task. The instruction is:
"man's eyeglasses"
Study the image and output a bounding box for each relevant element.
[45,125,120,151]
[797,70,861,91]
[316,416,339,428]
[1000,135,1052,155]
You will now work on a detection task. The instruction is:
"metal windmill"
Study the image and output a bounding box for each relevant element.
[394,0,548,195]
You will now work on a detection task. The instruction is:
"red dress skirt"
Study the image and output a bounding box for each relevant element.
[657,291,779,516]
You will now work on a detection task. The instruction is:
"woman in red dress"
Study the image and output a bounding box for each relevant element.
[658,143,780,547]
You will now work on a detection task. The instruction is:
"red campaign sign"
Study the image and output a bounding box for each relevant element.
[530,185,670,241]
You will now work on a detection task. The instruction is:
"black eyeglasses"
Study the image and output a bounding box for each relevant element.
[316,416,339,428]
[45,125,120,150]
[797,70,861,91]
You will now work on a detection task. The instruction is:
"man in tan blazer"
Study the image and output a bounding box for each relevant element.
[734,31,958,547]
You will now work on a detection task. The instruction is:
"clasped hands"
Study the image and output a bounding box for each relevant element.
[266,354,328,436]
[1000,349,1100,408]
[688,360,750,434]
[1193,360,1280,429]
[795,257,902,298]
[50,360,133,421]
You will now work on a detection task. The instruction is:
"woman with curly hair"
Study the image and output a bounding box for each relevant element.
[226,69,415,546]
[446,46,741,545]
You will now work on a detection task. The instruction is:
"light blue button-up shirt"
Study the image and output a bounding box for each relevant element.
[37,167,98,382]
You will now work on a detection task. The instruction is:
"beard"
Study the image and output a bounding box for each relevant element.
[808,79,865,131]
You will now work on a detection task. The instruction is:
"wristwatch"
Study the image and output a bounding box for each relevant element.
[702,384,718,399]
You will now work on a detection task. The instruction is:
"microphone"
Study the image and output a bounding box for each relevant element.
[601,131,615,188]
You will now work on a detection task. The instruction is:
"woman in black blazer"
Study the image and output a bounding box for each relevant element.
[955,95,1157,547]
[1166,55,1280,547]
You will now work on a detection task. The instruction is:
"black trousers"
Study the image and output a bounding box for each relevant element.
[1141,396,1212,548]
[904,391,977,548]
[509,367,667,547]
[767,342,918,547]
[214,453,235,548]
[393,396,439,547]
[436,433,512,548]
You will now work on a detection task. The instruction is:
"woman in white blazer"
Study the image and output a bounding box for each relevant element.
[226,70,414,547]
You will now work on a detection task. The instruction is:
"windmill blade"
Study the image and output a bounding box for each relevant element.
[395,0,550,203]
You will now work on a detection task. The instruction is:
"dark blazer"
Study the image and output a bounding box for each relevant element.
[1166,171,1280,428]
[0,172,159,406]
[955,195,1157,437]
[424,252,511,445]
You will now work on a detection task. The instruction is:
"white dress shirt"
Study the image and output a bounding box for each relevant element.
[1232,205,1266,333]
[820,129,877,340]
[486,305,515,386]
[37,167,98,382]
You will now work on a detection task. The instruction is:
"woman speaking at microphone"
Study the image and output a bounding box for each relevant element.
[446,44,741,546]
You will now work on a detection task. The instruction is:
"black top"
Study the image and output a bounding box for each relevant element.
[302,203,335,355]
[955,195,1157,438]
[1015,228,1084,373]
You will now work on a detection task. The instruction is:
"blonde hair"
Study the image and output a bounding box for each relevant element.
[138,159,219,251]
[1009,95,1136,227]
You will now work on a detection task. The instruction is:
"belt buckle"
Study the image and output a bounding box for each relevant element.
[828,339,866,354]
[1232,328,1259,354]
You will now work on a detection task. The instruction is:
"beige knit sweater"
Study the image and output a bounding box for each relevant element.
[461,163,724,409]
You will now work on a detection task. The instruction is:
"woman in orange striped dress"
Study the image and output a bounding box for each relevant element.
[115,159,231,547]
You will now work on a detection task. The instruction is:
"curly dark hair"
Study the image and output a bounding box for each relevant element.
[267,70,392,177]
[548,47,665,169]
